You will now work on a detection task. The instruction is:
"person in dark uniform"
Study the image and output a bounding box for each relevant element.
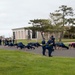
[56,42,69,49]
[17,42,25,49]
[51,35,56,50]
[47,37,53,57]
[41,38,46,56]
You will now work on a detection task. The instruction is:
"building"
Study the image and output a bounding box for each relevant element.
[12,27,61,40]
[12,27,43,40]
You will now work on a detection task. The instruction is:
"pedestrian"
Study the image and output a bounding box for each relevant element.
[47,37,53,57]
[51,35,56,50]
[41,38,46,56]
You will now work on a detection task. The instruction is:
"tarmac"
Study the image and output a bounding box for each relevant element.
[0,45,75,57]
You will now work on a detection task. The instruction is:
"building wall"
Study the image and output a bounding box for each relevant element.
[12,27,60,40]
[12,28,41,40]
[12,28,26,39]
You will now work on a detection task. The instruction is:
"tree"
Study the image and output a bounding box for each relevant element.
[67,26,75,38]
[28,19,53,39]
[67,18,75,27]
[49,5,74,41]
[59,5,74,38]
[50,12,64,41]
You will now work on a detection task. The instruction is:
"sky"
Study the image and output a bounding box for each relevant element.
[0,0,75,37]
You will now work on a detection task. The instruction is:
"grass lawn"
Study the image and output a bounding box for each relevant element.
[17,39,40,44]
[16,39,75,47]
[0,49,75,75]
[62,39,75,42]
[16,39,75,45]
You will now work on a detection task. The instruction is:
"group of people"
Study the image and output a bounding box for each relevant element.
[41,35,70,57]
[16,42,41,49]
[42,35,55,57]
[0,36,70,57]
[0,38,41,50]
[0,39,15,46]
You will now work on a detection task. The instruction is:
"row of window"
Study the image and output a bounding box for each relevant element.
[13,30,37,39]
[13,30,24,39]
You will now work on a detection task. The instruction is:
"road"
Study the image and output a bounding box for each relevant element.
[0,45,75,57]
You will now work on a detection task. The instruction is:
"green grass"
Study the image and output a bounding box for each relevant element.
[61,39,75,42]
[17,39,41,44]
[17,39,75,44]
[0,49,75,75]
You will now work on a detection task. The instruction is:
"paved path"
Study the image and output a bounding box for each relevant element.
[0,45,75,57]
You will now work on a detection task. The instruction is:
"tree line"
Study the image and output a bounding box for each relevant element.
[28,5,75,42]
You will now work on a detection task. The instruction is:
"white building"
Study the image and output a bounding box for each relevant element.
[12,27,60,40]
[12,27,43,40]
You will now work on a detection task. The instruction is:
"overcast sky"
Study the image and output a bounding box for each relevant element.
[0,0,75,37]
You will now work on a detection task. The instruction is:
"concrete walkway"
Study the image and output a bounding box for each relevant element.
[0,45,75,57]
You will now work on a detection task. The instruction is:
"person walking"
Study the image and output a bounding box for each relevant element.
[41,38,46,56]
[51,35,56,50]
[47,37,53,57]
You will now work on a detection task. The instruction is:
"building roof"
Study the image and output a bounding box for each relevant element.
[12,26,30,30]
